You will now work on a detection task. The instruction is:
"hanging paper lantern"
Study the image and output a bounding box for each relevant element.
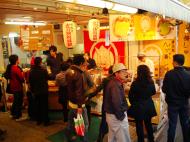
[88,19,100,41]
[63,21,76,48]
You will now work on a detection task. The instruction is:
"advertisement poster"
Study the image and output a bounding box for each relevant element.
[109,15,134,42]
[134,15,156,40]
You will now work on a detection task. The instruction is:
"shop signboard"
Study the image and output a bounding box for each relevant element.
[20,25,54,50]
[62,21,76,48]
[88,19,100,41]
[109,14,134,42]
[134,15,156,40]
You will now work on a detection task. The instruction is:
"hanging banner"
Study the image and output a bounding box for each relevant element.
[63,21,76,48]
[105,30,110,46]
[134,14,156,40]
[84,30,125,70]
[109,15,134,42]
[88,19,100,41]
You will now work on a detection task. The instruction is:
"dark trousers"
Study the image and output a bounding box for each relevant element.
[135,117,154,142]
[86,104,91,126]
[167,104,189,142]
[97,111,108,142]
[58,86,68,122]
[62,103,68,122]
[27,91,36,120]
[11,91,23,118]
[35,94,49,124]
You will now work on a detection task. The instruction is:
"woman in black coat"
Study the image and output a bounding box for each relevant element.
[29,57,49,126]
[128,65,157,142]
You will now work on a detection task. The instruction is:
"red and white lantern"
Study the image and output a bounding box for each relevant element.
[88,19,100,41]
[63,21,76,48]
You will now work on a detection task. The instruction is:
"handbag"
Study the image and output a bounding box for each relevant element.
[73,112,85,136]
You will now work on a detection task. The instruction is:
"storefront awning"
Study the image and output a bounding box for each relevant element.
[111,0,190,22]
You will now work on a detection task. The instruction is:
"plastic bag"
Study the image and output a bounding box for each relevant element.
[73,113,85,136]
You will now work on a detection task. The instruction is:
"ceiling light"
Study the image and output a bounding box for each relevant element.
[112,4,138,14]
[23,16,32,19]
[9,32,19,38]
[57,0,74,2]
[76,0,113,9]
[5,21,46,26]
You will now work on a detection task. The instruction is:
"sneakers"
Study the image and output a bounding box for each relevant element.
[15,116,28,122]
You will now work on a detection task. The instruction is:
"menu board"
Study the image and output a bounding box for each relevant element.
[20,25,54,50]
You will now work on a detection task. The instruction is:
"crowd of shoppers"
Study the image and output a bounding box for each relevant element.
[2,48,190,142]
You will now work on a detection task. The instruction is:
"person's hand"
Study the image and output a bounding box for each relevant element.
[77,108,82,114]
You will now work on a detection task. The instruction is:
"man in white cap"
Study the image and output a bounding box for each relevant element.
[104,63,131,142]
[137,52,155,76]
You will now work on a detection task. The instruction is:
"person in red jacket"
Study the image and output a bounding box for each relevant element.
[5,54,24,120]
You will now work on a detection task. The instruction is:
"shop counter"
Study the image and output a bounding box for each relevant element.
[90,89,167,126]
[48,81,62,110]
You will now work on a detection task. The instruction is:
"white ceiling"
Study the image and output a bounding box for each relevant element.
[111,0,190,22]
[0,0,126,25]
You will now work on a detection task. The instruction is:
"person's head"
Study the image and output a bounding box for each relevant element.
[60,62,70,71]
[137,65,153,83]
[173,54,185,67]
[112,63,128,81]
[73,54,86,67]
[49,45,57,57]
[34,57,42,66]
[31,50,37,56]
[66,58,73,65]
[84,52,90,60]
[137,52,146,62]
[9,54,19,65]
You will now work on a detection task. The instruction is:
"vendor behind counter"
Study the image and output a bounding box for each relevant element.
[46,45,63,80]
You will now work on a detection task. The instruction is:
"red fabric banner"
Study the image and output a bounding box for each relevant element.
[84,29,125,69]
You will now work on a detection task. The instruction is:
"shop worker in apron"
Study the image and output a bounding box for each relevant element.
[65,55,90,142]
[104,63,131,142]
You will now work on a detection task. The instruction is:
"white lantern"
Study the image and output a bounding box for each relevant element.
[62,21,76,48]
[88,19,100,41]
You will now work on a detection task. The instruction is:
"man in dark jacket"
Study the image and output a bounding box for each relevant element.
[46,45,63,80]
[162,54,190,142]
[104,63,131,142]
[65,55,90,142]
[29,57,49,126]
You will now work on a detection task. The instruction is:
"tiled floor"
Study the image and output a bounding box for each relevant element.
[0,112,183,142]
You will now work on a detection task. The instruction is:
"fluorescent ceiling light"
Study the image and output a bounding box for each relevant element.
[76,0,113,9]
[23,16,32,19]
[9,32,19,38]
[5,21,46,26]
[112,4,138,13]
[57,0,74,2]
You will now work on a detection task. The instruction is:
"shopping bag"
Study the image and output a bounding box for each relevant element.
[73,113,85,136]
